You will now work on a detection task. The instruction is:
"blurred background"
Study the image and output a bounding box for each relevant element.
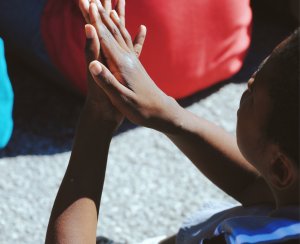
[0,0,298,243]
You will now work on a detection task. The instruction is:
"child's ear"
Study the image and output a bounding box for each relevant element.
[269,153,296,190]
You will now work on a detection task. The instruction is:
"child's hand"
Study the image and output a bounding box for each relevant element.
[79,0,146,62]
[79,0,149,128]
[84,24,124,127]
[87,1,178,132]
[79,0,127,127]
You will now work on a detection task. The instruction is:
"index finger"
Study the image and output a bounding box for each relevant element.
[116,0,125,26]
[89,3,122,62]
[102,0,112,12]
[79,0,90,23]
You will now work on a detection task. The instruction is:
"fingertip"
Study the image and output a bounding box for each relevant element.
[89,2,101,24]
[79,0,91,22]
[85,24,94,39]
[140,25,147,33]
[89,61,103,76]
[111,10,120,21]
[79,0,89,11]
[94,0,105,11]
[89,2,98,14]
[89,1,96,9]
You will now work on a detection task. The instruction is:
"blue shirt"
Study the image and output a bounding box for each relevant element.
[177,203,300,243]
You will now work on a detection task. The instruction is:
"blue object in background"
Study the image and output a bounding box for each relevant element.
[0,38,13,148]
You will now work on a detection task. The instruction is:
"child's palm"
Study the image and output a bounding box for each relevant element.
[88,2,175,131]
[79,0,147,125]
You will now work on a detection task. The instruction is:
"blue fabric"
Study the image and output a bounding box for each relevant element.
[0,38,13,148]
[177,204,300,244]
[177,204,273,244]
[216,210,300,243]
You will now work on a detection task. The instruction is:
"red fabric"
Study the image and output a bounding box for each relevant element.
[41,0,87,94]
[41,0,252,98]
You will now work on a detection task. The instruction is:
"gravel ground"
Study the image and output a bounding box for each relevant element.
[0,83,244,244]
[0,5,297,244]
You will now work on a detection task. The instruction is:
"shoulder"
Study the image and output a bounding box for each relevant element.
[237,176,276,207]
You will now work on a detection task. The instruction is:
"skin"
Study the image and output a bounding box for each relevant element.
[45,1,146,243]
[46,0,299,243]
[237,55,299,207]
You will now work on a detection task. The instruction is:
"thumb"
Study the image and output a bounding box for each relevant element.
[133,25,147,57]
[85,24,100,64]
[89,61,135,106]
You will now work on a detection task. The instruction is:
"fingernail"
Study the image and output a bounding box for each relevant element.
[111,10,119,20]
[141,25,146,31]
[90,2,98,12]
[85,25,94,39]
[100,2,105,10]
[90,62,102,76]
[95,0,104,11]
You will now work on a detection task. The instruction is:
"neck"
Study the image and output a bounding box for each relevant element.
[273,181,300,208]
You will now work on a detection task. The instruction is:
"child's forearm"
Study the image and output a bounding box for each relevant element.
[45,101,118,244]
[163,101,268,203]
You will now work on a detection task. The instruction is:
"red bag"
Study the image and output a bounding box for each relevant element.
[42,0,252,98]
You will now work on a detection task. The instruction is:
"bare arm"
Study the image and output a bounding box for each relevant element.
[45,24,124,241]
[45,102,119,244]
[165,104,274,205]
[46,1,147,241]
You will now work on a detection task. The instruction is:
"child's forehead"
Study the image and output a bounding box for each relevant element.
[257,56,270,72]
[247,56,283,99]
[252,55,278,85]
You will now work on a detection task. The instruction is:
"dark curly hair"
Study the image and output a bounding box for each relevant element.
[264,28,299,166]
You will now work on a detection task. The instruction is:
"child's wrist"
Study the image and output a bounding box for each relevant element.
[83,98,123,129]
[151,95,183,135]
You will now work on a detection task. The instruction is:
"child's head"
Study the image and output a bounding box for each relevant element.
[237,28,299,205]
